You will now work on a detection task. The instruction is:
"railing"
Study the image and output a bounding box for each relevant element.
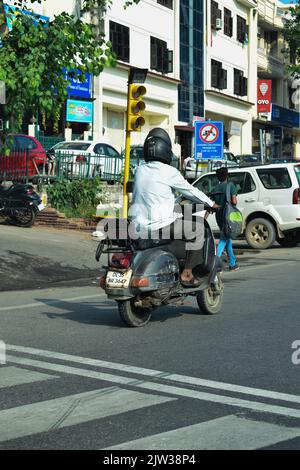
[0,151,125,184]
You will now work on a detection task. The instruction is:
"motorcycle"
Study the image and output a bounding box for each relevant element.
[0,183,45,227]
[96,204,224,327]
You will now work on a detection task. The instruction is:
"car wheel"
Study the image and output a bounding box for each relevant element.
[277,232,300,248]
[245,218,276,249]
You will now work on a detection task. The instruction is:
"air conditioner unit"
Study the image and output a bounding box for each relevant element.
[216,18,223,30]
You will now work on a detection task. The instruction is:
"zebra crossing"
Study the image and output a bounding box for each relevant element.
[0,345,300,449]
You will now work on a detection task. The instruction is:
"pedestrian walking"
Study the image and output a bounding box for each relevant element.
[211,167,239,271]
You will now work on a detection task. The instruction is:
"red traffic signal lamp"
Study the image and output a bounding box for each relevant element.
[127,84,146,132]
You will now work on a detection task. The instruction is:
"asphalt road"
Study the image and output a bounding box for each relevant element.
[0,224,300,451]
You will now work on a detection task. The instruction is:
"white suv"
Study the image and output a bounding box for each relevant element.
[193,163,300,249]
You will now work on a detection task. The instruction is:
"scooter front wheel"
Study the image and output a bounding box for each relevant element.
[118,300,152,327]
[197,275,224,315]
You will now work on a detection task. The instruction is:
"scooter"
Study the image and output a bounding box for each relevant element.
[96,204,224,327]
[0,183,44,227]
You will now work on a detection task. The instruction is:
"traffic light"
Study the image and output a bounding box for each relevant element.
[127,84,146,132]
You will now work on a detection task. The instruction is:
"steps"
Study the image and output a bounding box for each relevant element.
[36,207,97,232]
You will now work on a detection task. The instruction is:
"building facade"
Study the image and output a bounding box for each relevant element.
[254,0,300,160]
[205,0,257,156]
[95,0,180,153]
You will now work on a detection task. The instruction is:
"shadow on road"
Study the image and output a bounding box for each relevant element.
[35,297,203,328]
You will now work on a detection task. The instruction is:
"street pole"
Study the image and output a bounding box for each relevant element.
[122,128,131,219]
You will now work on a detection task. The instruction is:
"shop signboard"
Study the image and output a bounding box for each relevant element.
[66,99,93,124]
[64,69,92,99]
[257,80,272,113]
[271,104,300,128]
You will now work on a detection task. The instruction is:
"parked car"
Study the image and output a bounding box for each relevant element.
[235,154,261,166]
[120,145,179,177]
[0,134,48,182]
[184,151,238,180]
[193,163,300,249]
[48,140,123,181]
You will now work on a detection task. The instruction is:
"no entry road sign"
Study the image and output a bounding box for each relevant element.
[194,121,224,161]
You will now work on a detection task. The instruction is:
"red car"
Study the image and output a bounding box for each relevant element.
[0,134,48,181]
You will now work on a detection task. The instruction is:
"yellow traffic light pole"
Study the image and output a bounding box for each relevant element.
[122,129,131,219]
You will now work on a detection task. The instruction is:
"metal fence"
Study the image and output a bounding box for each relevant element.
[0,151,124,184]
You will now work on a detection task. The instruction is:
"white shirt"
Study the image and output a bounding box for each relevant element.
[129,161,214,231]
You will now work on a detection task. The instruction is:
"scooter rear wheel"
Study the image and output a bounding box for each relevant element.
[118,300,152,327]
[197,275,223,315]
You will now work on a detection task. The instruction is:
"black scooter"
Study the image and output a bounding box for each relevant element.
[96,205,224,327]
[0,183,44,227]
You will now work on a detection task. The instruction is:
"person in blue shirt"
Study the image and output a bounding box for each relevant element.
[129,128,219,286]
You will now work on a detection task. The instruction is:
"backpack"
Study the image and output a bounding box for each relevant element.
[223,183,243,239]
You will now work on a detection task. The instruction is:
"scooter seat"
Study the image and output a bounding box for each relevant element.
[132,238,171,251]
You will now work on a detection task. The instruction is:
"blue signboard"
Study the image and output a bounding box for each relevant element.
[64,69,92,99]
[3,3,49,30]
[66,99,93,124]
[194,121,224,160]
[271,104,300,128]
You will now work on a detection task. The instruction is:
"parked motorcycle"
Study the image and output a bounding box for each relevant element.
[0,183,45,227]
[96,205,224,327]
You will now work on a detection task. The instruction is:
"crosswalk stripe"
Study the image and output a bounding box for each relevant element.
[105,415,300,450]
[0,366,58,389]
[6,354,300,420]
[6,344,300,406]
[0,387,175,443]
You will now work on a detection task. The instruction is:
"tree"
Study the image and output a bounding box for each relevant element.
[283,1,300,77]
[0,0,140,138]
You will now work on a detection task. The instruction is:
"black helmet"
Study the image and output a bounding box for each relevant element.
[144,128,172,165]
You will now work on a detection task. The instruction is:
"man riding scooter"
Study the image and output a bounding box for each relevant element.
[129,128,220,287]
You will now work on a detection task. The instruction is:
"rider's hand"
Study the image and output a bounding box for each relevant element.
[208,203,221,213]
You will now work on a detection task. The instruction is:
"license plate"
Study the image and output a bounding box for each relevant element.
[106,269,132,288]
[38,203,45,211]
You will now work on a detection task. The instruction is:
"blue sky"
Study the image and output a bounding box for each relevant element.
[279,0,297,3]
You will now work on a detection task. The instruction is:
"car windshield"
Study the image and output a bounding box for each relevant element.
[55,142,90,151]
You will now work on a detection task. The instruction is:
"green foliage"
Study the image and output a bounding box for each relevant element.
[283,1,300,77]
[47,178,106,218]
[0,0,141,136]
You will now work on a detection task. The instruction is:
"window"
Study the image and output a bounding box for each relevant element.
[228,172,256,194]
[211,60,227,90]
[107,110,124,130]
[234,69,247,96]
[195,175,218,195]
[157,0,173,9]
[294,166,300,185]
[151,36,173,74]
[211,1,221,30]
[256,168,292,189]
[105,145,120,158]
[93,144,106,155]
[53,142,91,151]
[237,15,248,43]
[109,21,129,63]
[224,8,233,37]
[14,136,37,151]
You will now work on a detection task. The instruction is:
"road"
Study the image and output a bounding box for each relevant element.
[0,225,300,450]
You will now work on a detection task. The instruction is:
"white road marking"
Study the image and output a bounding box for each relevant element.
[0,293,107,312]
[6,354,300,420]
[0,386,175,443]
[105,415,300,450]
[0,366,58,388]
[7,344,300,406]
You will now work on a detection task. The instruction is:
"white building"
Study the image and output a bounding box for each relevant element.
[96,0,181,153]
[254,0,300,160]
[205,0,257,155]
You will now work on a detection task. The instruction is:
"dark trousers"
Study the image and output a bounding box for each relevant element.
[157,215,205,270]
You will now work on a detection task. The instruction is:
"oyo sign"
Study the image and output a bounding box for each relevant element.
[257,80,272,113]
